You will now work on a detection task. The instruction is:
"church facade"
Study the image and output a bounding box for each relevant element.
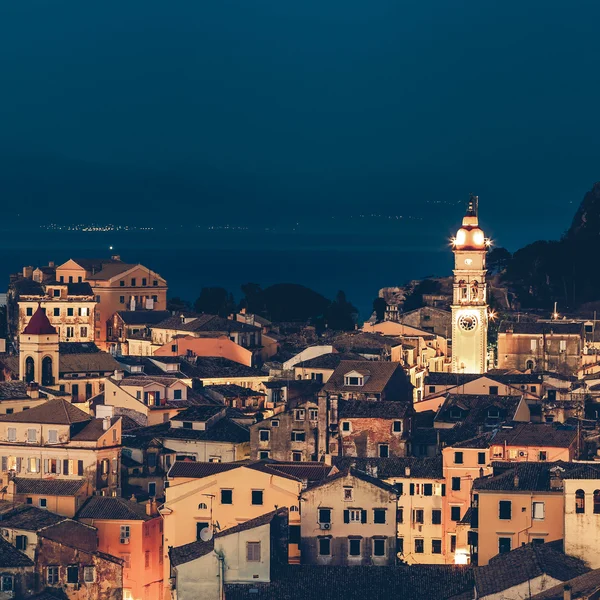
[451,196,489,374]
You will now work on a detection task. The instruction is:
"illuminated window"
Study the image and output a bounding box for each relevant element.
[576,489,585,514]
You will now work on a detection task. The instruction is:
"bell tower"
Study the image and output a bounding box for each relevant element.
[451,195,489,374]
[19,306,59,386]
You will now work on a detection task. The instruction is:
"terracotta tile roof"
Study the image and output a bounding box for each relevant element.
[491,422,578,448]
[474,543,589,597]
[295,353,366,369]
[87,263,137,280]
[58,341,101,354]
[76,496,153,521]
[225,565,474,600]
[13,478,86,496]
[171,405,226,422]
[0,381,30,400]
[155,314,260,333]
[59,351,120,374]
[117,310,171,325]
[332,457,443,480]
[435,394,523,427]
[167,460,300,481]
[338,399,410,419]
[499,321,583,335]
[424,372,482,386]
[39,519,98,552]
[0,536,34,567]
[530,568,600,599]
[0,399,90,424]
[70,417,119,441]
[22,306,57,335]
[204,384,266,398]
[0,501,66,530]
[303,467,398,494]
[323,360,408,394]
[181,357,267,379]
[263,463,337,483]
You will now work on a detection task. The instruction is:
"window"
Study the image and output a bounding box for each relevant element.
[153,280,158,286]
[0,576,13,592]
[499,500,512,520]
[393,420,402,433]
[271,420,279,428]
[345,376,363,386]
[120,525,130,543]
[450,506,461,521]
[259,429,270,442]
[593,490,600,515]
[343,487,353,501]
[289,525,301,545]
[67,565,79,584]
[26,307,33,316]
[318,508,331,524]
[66,326,74,338]
[119,296,125,304]
[432,539,442,554]
[489,385,499,395]
[531,339,537,351]
[432,509,442,525]
[246,542,261,562]
[531,385,537,393]
[83,566,95,582]
[576,489,585,514]
[294,409,305,421]
[221,489,233,504]
[429,386,436,393]
[131,278,137,287]
[532,538,545,545]
[487,407,499,418]
[341,421,350,432]
[454,452,463,465]
[48,429,58,444]
[28,457,39,473]
[27,428,37,443]
[532,502,545,520]
[396,537,404,555]
[7,428,16,442]
[173,389,182,400]
[413,509,424,524]
[449,408,462,419]
[259,451,270,459]
[379,444,389,458]
[148,482,156,497]
[292,451,302,462]
[291,430,306,442]
[414,538,424,554]
[499,537,512,554]
[452,477,461,491]
[39,498,47,509]
[373,539,386,556]
[308,408,318,421]
[47,566,59,584]
[539,451,547,461]
[373,509,386,524]
[53,307,60,317]
[348,539,361,556]
[560,340,567,351]
[251,490,264,505]
[450,535,457,553]
[142,278,147,286]
[15,535,28,550]
[319,537,331,556]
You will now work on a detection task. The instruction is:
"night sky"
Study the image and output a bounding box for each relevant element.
[2,0,600,249]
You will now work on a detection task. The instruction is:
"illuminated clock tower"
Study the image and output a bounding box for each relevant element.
[451,195,489,374]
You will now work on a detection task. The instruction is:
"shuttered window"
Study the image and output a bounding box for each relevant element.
[246,542,261,562]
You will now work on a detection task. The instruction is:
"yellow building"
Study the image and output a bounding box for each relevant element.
[161,461,302,597]
[0,399,122,516]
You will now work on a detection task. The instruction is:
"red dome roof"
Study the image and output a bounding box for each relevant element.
[22,306,57,335]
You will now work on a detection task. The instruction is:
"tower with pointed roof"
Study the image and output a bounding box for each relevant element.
[19,305,59,386]
[451,195,489,374]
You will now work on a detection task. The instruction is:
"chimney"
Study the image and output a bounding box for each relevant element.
[563,584,572,600]
[180,314,185,324]
[26,382,39,399]
[111,255,121,261]
[22,266,33,279]
[405,466,411,477]
[113,370,124,381]
[146,499,158,516]
[102,417,111,431]
[130,494,137,502]
[48,261,55,268]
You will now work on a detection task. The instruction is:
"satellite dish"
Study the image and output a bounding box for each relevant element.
[200,527,213,542]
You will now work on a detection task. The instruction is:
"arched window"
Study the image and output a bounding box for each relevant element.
[576,489,585,514]
[526,360,534,371]
[25,357,35,383]
[41,356,53,386]
[198,502,208,510]
[594,490,600,514]
[290,505,299,512]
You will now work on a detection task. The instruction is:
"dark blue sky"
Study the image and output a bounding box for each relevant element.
[1,0,600,249]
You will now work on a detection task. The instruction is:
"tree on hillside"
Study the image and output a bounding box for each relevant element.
[239,283,264,314]
[326,290,358,331]
[487,247,512,275]
[373,297,387,322]
[167,297,191,313]
[402,279,441,312]
[259,284,330,322]
[194,287,235,317]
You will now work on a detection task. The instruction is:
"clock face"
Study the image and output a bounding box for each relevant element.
[464,258,473,265]
[458,314,478,331]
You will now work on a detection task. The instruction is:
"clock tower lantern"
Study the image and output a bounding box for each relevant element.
[451,195,489,374]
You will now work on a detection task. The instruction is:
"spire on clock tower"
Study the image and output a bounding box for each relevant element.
[450,195,489,374]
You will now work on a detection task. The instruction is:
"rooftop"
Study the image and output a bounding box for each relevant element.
[491,422,579,448]
[12,478,86,496]
[331,457,443,480]
[22,306,57,335]
[0,536,34,568]
[499,321,583,335]
[338,399,410,419]
[0,399,90,425]
[168,460,301,482]
[303,467,398,494]
[530,568,600,600]
[117,310,171,325]
[0,501,66,530]
[76,496,154,521]
[155,313,260,334]
[180,357,266,379]
[295,352,366,370]
[323,360,408,394]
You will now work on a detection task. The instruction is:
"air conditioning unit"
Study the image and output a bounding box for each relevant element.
[518,451,527,458]
[319,523,331,530]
